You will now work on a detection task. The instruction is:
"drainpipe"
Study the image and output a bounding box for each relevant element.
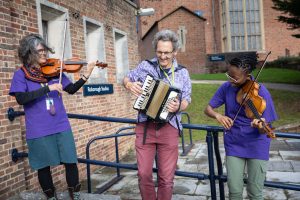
[212,0,217,53]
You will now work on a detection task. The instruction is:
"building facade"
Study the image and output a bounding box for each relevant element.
[0,0,138,198]
[138,0,300,73]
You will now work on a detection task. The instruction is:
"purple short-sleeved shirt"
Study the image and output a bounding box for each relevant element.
[209,81,278,160]
[9,69,72,139]
[127,58,192,130]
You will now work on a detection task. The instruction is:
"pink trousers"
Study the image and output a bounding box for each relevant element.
[135,122,179,200]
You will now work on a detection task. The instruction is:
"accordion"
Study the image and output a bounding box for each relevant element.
[133,75,180,121]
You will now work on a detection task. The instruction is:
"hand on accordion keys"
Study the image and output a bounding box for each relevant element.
[126,81,143,97]
[166,98,180,113]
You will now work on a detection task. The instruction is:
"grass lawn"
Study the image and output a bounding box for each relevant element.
[181,84,300,142]
[190,68,300,85]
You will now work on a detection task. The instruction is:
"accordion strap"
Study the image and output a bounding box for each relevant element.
[143,120,149,145]
[142,119,167,145]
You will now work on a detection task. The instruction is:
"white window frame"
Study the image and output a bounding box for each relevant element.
[36,0,73,80]
[83,17,107,84]
[220,0,265,52]
[113,28,129,84]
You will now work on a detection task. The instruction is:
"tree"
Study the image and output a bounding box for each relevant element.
[272,0,300,38]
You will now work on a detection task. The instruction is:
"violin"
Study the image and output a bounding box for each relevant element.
[236,79,276,138]
[233,51,276,139]
[41,57,108,77]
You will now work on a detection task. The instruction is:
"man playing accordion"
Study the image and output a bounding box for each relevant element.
[123,29,191,200]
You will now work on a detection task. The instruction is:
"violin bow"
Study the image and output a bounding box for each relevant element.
[232,51,271,123]
[59,18,68,85]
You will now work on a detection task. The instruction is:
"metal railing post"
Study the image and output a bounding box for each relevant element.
[206,130,217,200]
[213,131,225,200]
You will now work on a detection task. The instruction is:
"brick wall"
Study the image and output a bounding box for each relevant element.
[0,0,139,199]
[158,9,207,73]
[139,0,217,57]
[139,7,207,73]
[139,0,300,70]
[263,0,300,60]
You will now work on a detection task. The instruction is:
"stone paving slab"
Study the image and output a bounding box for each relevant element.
[291,161,300,172]
[267,172,300,183]
[280,151,300,161]
[267,161,294,172]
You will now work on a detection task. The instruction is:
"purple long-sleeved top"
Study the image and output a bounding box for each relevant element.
[127,57,192,130]
[209,81,278,160]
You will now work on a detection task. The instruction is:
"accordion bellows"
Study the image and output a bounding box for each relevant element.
[133,75,180,121]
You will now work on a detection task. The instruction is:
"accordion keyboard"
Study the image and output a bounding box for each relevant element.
[159,91,178,120]
[133,74,180,121]
[133,75,155,109]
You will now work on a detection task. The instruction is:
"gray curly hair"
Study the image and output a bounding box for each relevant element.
[18,34,54,67]
[152,29,180,51]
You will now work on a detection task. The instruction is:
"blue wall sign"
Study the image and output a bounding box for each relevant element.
[209,55,225,61]
[83,84,113,96]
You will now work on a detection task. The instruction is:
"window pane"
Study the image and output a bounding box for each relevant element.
[227,0,262,51]
[241,36,245,49]
[246,0,262,50]
[232,36,236,51]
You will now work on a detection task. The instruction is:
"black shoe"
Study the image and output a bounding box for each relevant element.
[43,188,58,200]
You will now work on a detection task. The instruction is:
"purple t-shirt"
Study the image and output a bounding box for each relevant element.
[209,81,278,160]
[9,69,72,139]
[127,58,192,130]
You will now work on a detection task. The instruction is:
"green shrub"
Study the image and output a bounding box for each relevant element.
[266,56,300,70]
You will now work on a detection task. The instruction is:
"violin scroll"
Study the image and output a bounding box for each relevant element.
[95,61,108,69]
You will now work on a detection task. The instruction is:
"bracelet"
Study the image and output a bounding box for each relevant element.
[82,74,89,80]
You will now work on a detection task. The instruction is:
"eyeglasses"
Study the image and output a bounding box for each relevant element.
[225,72,238,83]
[37,49,48,55]
[156,51,173,58]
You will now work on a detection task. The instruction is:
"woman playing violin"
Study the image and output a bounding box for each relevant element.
[9,34,97,200]
[204,54,277,200]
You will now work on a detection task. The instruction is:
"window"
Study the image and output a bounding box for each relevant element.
[113,29,129,84]
[83,17,107,83]
[36,0,73,80]
[221,0,263,51]
[177,26,187,52]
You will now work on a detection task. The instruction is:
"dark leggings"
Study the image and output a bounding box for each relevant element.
[38,163,79,191]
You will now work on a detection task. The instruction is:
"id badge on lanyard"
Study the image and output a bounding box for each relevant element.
[41,83,56,115]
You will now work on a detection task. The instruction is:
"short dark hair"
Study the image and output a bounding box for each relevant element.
[18,34,54,66]
[229,54,258,73]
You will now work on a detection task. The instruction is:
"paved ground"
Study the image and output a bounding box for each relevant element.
[12,138,300,200]
[80,137,300,200]
[10,81,300,199]
[191,80,300,93]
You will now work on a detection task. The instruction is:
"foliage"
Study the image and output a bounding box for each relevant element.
[265,56,300,70]
[272,0,300,38]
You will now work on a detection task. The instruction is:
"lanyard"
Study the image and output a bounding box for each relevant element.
[159,64,175,86]
[41,83,50,98]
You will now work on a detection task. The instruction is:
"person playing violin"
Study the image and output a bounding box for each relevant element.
[9,34,97,200]
[204,54,278,200]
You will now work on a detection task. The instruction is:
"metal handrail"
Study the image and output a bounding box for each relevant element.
[7,108,300,200]
[180,112,194,156]
[86,126,135,193]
